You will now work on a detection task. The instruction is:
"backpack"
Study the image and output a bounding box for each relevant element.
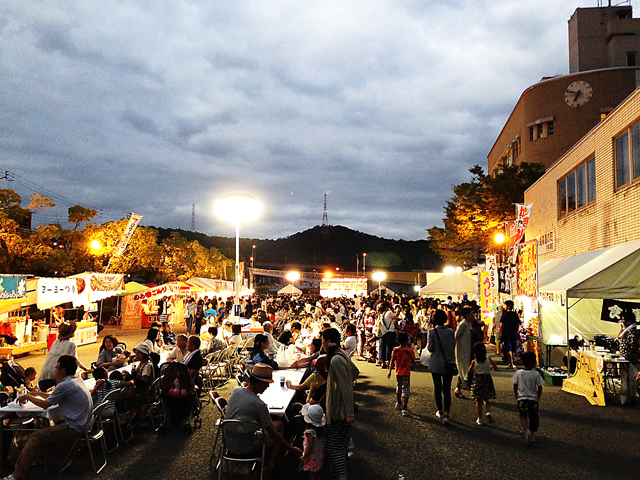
[373,314,388,338]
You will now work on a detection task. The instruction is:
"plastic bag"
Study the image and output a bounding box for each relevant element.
[420,347,431,368]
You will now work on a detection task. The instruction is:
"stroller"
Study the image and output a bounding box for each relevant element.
[0,360,27,389]
[159,362,202,434]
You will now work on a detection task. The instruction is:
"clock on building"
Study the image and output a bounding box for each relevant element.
[564,80,593,107]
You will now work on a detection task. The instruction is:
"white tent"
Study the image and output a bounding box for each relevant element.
[278,285,302,296]
[539,240,640,342]
[419,272,478,296]
[370,286,396,296]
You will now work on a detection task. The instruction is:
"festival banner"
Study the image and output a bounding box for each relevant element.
[508,204,533,264]
[36,278,80,307]
[321,277,368,298]
[600,299,640,323]
[0,275,27,301]
[479,271,492,324]
[114,213,143,257]
[517,240,538,298]
[498,266,511,295]
[485,255,498,302]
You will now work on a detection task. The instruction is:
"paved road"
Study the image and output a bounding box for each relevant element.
[4,328,640,479]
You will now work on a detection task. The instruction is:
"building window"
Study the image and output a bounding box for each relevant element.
[558,156,596,219]
[615,120,640,188]
[528,116,555,142]
[627,52,637,67]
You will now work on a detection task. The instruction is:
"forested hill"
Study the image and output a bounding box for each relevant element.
[155,225,442,273]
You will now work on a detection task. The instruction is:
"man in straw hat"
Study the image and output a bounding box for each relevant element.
[226,363,303,478]
[38,321,89,382]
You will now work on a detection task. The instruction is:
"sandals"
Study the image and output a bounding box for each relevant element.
[454,390,466,399]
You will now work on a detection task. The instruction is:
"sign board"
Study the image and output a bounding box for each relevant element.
[600,299,640,323]
[320,277,368,298]
[0,276,27,301]
[37,278,80,306]
[479,271,492,324]
[537,230,555,255]
[485,255,498,302]
[517,240,538,298]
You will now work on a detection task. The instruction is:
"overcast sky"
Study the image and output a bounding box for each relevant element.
[0,1,608,240]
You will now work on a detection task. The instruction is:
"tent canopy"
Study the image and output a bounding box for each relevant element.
[278,285,302,295]
[419,272,477,296]
[540,240,640,299]
[122,282,146,295]
[186,277,234,294]
[370,286,396,296]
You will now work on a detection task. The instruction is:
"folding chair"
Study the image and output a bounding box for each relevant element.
[208,391,227,470]
[59,401,109,474]
[217,420,265,480]
[99,388,123,453]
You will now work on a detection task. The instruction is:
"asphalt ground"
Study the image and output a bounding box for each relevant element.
[4,327,640,480]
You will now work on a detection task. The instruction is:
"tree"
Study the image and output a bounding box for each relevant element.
[427,163,545,265]
[0,189,29,224]
[28,194,56,212]
[68,204,98,230]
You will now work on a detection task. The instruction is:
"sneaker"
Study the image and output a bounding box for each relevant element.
[435,411,442,419]
[442,415,451,426]
[476,418,484,426]
[485,412,495,424]
[402,409,410,417]
[2,475,17,480]
[395,402,401,410]
[525,429,533,446]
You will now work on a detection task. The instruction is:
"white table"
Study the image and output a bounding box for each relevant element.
[0,400,63,463]
[258,368,306,418]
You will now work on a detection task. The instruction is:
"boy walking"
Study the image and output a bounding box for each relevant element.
[388,333,415,417]
[511,352,544,446]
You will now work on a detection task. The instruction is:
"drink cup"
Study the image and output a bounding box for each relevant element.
[280,376,286,388]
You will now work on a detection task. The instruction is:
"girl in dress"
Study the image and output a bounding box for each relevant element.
[300,403,326,480]
[469,342,497,426]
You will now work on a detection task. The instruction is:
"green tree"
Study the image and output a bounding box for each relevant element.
[68,204,98,230]
[427,163,545,265]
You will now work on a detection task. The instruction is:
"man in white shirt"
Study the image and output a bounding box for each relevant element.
[342,324,358,356]
[167,334,188,363]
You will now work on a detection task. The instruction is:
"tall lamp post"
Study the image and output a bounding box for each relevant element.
[286,271,300,292]
[251,245,256,268]
[215,194,262,322]
[362,252,367,275]
[372,271,386,296]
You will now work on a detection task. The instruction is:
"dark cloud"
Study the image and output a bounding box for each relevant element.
[0,1,585,240]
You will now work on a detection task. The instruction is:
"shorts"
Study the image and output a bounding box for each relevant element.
[502,337,518,353]
[517,399,540,432]
[396,375,411,398]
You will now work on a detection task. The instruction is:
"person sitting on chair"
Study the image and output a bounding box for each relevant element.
[183,336,203,381]
[5,355,92,480]
[167,334,188,363]
[225,363,303,478]
[160,322,177,346]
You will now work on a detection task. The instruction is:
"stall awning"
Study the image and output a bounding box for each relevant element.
[69,272,125,305]
[122,282,147,295]
[540,240,640,299]
[419,272,478,296]
[131,281,202,301]
[186,277,234,293]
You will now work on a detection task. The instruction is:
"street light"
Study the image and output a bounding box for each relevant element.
[362,252,367,274]
[286,271,300,287]
[372,271,386,295]
[90,240,102,251]
[252,244,256,268]
[215,193,262,321]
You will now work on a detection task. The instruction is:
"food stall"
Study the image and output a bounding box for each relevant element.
[537,241,640,405]
[121,281,201,329]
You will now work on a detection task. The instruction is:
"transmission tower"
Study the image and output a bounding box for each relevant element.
[191,203,195,231]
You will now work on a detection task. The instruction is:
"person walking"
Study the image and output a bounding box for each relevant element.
[500,300,521,369]
[454,307,473,399]
[378,302,398,369]
[387,332,415,417]
[322,328,358,480]
[184,298,196,334]
[469,342,497,425]
[427,309,456,425]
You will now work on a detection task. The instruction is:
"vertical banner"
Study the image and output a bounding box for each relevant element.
[114,213,143,257]
[480,271,492,324]
[485,255,498,303]
[517,240,538,298]
[498,266,511,295]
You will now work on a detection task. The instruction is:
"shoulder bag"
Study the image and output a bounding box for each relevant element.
[434,328,458,376]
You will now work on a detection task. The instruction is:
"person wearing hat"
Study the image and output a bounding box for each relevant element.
[128,342,155,405]
[300,403,326,479]
[226,363,303,478]
[38,321,89,382]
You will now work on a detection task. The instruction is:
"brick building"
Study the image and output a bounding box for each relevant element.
[488,5,640,176]
[525,86,640,259]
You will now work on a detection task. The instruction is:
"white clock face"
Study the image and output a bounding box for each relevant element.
[565,81,593,107]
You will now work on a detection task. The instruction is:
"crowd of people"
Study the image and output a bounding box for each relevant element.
[2,289,639,480]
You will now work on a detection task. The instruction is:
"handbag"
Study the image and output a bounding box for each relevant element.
[434,329,458,376]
